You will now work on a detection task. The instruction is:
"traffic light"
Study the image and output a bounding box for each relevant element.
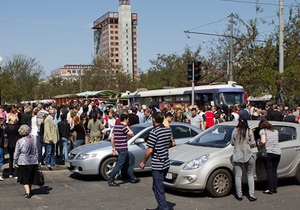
[187,62,193,81]
[194,61,201,81]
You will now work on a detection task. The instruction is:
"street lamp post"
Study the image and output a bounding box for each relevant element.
[0,56,4,105]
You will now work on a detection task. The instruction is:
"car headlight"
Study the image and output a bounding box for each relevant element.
[183,154,210,170]
[76,154,97,160]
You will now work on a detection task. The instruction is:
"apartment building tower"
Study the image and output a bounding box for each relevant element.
[92,0,138,81]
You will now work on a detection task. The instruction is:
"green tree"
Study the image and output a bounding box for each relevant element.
[1,54,44,103]
[83,57,135,92]
[137,46,205,89]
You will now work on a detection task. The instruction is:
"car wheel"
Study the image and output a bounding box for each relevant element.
[100,157,120,181]
[206,169,232,197]
[295,164,300,184]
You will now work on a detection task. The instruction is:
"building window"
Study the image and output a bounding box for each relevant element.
[116,59,119,62]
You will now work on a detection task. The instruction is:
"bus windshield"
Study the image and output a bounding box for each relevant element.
[216,92,244,106]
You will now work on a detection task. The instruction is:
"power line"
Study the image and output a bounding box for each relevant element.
[187,16,230,31]
[220,0,294,7]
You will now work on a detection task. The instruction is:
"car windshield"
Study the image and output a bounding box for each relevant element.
[130,125,149,135]
[188,125,235,148]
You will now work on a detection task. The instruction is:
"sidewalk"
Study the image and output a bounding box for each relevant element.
[1,153,68,176]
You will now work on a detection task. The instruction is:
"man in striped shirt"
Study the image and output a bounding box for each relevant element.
[140,112,172,210]
[108,114,140,187]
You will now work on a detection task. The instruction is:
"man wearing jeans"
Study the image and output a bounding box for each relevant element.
[108,114,140,186]
[44,108,58,169]
[140,112,172,210]
[57,113,70,165]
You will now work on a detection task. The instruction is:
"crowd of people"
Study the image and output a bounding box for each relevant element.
[0,99,298,205]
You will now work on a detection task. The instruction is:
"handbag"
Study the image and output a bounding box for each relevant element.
[258,144,268,158]
[38,167,45,186]
[258,129,268,158]
[82,123,90,144]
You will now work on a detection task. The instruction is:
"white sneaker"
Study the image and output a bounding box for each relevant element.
[0,176,4,181]
[15,176,18,180]
[9,175,13,178]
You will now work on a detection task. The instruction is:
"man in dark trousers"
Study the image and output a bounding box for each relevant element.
[108,114,140,186]
[140,112,172,210]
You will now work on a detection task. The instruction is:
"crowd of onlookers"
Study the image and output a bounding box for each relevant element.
[0,99,299,181]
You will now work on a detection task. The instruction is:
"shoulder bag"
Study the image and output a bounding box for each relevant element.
[258,129,268,158]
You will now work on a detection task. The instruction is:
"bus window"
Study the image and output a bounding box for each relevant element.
[216,92,244,106]
[195,93,213,106]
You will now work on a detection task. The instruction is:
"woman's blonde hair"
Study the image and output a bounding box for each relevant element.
[73,115,80,125]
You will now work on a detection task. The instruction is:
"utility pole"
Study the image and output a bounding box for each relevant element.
[278,0,284,107]
[279,0,284,74]
[229,13,234,81]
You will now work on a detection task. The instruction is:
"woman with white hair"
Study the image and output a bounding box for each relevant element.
[14,124,41,198]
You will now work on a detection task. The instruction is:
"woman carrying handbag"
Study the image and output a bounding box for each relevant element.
[14,125,42,198]
[258,120,281,194]
[231,118,257,201]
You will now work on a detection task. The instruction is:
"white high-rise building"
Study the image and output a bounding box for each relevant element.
[93,0,138,81]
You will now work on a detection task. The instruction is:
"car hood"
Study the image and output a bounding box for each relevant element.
[169,144,224,162]
[70,140,112,154]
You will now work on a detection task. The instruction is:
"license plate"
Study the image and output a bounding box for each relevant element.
[165,172,173,179]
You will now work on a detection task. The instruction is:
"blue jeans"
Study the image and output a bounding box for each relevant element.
[60,137,70,162]
[264,153,281,191]
[152,168,169,210]
[234,157,255,197]
[44,143,56,166]
[75,139,84,148]
[0,148,3,170]
[108,150,136,183]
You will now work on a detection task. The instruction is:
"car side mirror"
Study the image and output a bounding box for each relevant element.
[135,138,145,144]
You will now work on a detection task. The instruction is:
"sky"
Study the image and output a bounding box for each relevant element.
[0,0,298,76]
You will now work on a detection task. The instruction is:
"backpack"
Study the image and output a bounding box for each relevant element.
[205,111,215,128]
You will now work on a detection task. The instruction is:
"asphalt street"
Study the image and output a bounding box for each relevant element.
[1,153,300,210]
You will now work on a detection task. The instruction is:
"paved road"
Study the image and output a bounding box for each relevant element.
[0,167,300,210]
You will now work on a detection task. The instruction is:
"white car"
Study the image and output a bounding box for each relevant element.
[164,121,300,197]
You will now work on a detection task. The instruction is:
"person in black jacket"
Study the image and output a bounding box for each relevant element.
[5,116,20,178]
[57,114,70,164]
[128,107,139,126]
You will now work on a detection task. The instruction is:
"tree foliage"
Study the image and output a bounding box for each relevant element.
[137,46,207,89]
[82,57,135,92]
[1,54,44,103]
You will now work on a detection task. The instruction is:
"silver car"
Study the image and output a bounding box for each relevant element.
[164,121,300,197]
[66,122,202,180]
